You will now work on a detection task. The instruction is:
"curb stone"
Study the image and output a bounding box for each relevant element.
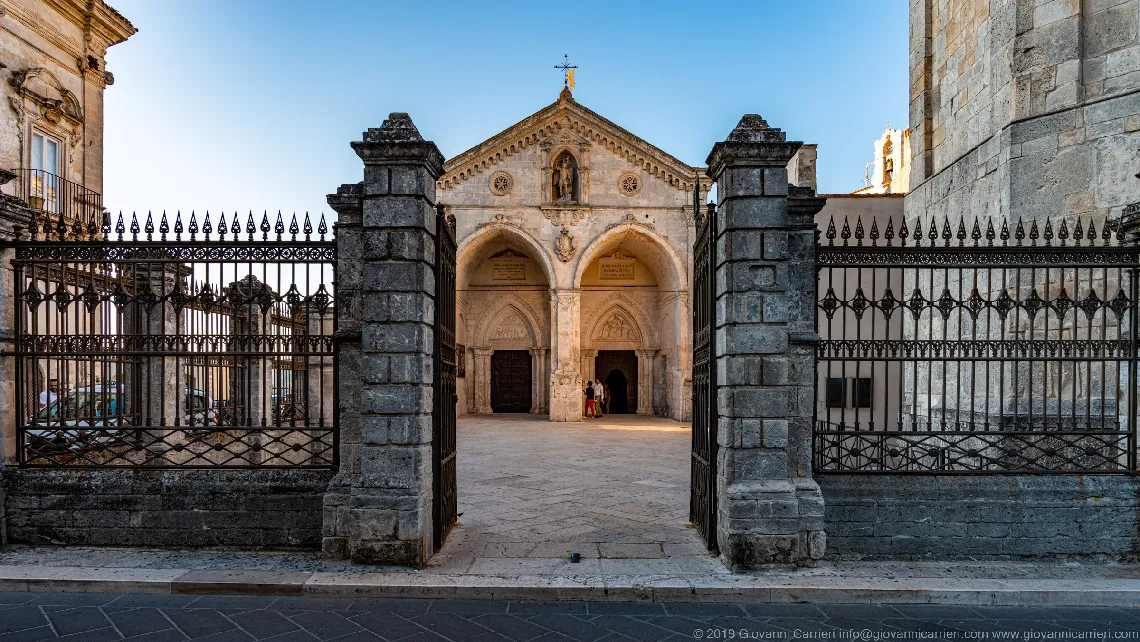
[3,566,1140,605]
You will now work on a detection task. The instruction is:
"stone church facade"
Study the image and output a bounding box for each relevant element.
[439,88,714,422]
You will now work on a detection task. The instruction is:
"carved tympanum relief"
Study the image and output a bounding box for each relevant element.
[491,308,530,343]
[595,308,641,342]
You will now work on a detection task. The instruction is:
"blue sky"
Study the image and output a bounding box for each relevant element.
[102,0,908,218]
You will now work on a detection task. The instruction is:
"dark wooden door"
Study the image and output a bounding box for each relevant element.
[491,350,532,413]
[594,350,637,414]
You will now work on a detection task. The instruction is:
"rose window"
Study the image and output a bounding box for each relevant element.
[489,171,513,196]
[619,173,640,196]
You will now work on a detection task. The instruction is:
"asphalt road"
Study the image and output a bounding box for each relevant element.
[2,592,1139,641]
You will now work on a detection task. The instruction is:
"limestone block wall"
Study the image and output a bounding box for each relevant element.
[820,474,1140,558]
[2,469,332,548]
[909,0,1140,225]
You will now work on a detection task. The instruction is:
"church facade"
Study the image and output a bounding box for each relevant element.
[438,88,713,422]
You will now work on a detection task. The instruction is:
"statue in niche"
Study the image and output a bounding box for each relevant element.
[552,153,578,203]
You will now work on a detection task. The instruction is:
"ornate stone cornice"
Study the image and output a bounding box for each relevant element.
[7,1,135,68]
[439,94,712,195]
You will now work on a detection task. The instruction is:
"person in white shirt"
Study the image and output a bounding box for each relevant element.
[594,379,605,418]
[39,378,59,410]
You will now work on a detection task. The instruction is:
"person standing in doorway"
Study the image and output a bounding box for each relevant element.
[584,380,596,418]
[602,383,611,415]
[594,379,605,418]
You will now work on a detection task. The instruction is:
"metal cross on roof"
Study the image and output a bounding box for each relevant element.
[555,54,577,89]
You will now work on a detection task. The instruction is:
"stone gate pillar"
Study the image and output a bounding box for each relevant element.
[322,113,444,566]
[706,115,826,567]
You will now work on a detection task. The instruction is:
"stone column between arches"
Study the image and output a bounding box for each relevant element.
[548,290,583,421]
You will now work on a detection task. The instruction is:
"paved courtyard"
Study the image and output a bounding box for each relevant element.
[431,414,708,567]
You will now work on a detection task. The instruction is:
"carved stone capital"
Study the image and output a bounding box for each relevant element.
[552,289,581,312]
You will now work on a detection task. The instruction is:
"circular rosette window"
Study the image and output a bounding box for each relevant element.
[489,171,513,196]
[618,172,641,197]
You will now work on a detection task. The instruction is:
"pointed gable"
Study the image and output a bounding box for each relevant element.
[439,90,710,195]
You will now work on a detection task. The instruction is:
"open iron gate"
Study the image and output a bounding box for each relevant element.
[433,205,458,552]
[690,187,719,553]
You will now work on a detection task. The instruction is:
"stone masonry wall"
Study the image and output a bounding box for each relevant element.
[908,0,1140,225]
[2,469,332,548]
[820,475,1140,558]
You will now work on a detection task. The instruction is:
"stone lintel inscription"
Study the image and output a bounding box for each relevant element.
[492,259,526,281]
[599,258,635,280]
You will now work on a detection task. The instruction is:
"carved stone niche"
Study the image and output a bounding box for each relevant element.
[551,150,580,203]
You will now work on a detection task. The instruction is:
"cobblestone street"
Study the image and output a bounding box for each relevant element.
[3,592,1140,641]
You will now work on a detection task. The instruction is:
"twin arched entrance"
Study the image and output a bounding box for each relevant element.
[455,222,691,421]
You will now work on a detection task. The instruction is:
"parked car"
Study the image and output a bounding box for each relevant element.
[27,386,217,452]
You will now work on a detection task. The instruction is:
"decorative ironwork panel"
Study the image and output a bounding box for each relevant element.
[433,205,458,552]
[814,215,1139,474]
[8,211,337,469]
[690,189,718,552]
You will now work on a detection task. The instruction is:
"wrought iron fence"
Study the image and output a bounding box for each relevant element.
[8,210,337,468]
[814,214,1139,474]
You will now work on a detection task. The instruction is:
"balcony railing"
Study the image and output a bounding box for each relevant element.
[10,169,104,236]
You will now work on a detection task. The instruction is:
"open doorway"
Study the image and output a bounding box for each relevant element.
[595,350,637,414]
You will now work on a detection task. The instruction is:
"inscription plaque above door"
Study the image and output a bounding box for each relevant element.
[490,249,527,281]
[598,251,635,280]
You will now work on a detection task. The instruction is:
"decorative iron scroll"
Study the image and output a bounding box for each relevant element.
[814,214,1140,474]
[7,211,337,469]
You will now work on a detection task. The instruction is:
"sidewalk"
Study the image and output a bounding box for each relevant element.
[2,544,1140,606]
